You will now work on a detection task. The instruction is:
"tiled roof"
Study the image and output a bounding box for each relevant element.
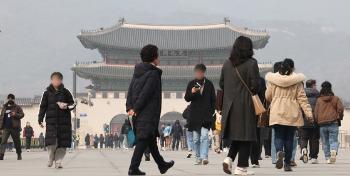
[78,23,270,50]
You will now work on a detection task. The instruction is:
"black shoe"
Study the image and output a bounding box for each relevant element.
[159,160,175,174]
[284,164,293,172]
[17,154,22,160]
[128,168,146,175]
[275,151,284,169]
[186,153,192,158]
[0,154,4,160]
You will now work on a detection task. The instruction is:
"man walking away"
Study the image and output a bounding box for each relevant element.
[299,79,320,164]
[23,122,34,152]
[0,94,25,160]
[85,133,90,149]
[126,44,174,175]
[171,120,183,151]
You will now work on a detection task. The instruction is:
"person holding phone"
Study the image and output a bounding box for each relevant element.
[126,44,174,175]
[0,94,24,160]
[184,64,216,165]
[38,72,76,169]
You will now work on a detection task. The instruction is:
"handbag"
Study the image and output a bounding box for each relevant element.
[182,105,191,119]
[234,67,266,116]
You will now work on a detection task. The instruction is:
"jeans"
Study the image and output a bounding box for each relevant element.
[273,125,296,165]
[186,130,193,151]
[123,134,128,148]
[0,128,22,155]
[320,123,339,158]
[172,137,180,151]
[193,127,209,160]
[272,128,297,163]
[299,127,320,159]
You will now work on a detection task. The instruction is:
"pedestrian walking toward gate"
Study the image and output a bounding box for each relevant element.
[23,122,34,152]
[299,79,320,164]
[85,133,90,149]
[265,59,313,172]
[220,36,260,175]
[0,94,25,160]
[38,72,76,169]
[185,63,216,165]
[171,120,183,151]
[315,81,344,164]
[126,44,174,175]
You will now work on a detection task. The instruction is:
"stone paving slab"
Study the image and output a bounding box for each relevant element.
[1,149,350,175]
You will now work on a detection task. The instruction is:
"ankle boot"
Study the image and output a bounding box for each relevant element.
[159,160,175,174]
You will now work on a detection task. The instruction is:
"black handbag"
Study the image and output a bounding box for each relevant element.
[182,105,191,119]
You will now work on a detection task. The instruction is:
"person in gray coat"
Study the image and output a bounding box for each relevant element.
[219,36,260,175]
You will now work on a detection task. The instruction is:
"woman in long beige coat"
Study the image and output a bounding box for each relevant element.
[265,59,313,172]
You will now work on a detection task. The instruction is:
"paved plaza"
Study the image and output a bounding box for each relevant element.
[1,149,350,175]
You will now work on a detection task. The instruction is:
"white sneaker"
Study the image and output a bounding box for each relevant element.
[223,147,229,153]
[302,148,308,163]
[194,159,202,165]
[330,150,337,164]
[55,162,63,169]
[47,160,54,167]
[310,158,318,164]
[223,157,232,174]
[326,158,331,164]
[233,167,254,175]
[252,164,260,168]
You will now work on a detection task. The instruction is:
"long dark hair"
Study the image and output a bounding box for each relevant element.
[320,81,334,96]
[229,36,254,66]
[279,58,294,76]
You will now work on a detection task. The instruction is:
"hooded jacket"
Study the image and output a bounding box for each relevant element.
[126,62,162,139]
[314,95,344,125]
[302,88,320,127]
[265,72,312,127]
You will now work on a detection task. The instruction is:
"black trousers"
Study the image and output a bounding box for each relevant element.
[299,127,320,159]
[26,137,32,149]
[0,128,22,155]
[228,140,251,167]
[129,136,166,170]
[250,128,261,165]
[172,137,180,151]
[263,128,272,156]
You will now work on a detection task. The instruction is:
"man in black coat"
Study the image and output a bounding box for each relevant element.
[0,94,25,160]
[171,120,183,151]
[184,64,216,165]
[23,122,34,152]
[38,72,76,169]
[126,44,174,175]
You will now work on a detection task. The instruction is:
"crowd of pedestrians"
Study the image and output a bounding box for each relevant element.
[0,37,346,176]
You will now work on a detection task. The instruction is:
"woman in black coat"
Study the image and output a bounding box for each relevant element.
[220,36,260,175]
[38,72,75,169]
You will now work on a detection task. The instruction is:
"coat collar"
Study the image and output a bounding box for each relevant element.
[265,72,305,87]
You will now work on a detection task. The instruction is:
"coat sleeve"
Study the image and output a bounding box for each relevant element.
[14,106,25,120]
[66,89,76,111]
[248,60,261,95]
[336,96,345,120]
[210,82,216,115]
[126,78,135,112]
[265,83,273,102]
[133,71,158,114]
[38,91,48,124]
[296,83,313,120]
[184,81,200,102]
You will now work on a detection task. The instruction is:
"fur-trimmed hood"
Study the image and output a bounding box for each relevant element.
[265,72,305,88]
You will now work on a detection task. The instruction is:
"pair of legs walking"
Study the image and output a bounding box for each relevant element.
[222,140,251,175]
[47,140,67,168]
[192,127,209,164]
[299,127,320,163]
[129,135,174,175]
[273,125,296,171]
[0,128,22,160]
[320,123,339,163]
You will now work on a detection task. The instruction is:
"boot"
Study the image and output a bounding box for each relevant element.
[284,164,293,172]
[222,157,232,175]
[128,168,146,175]
[17,153,22,160]
[0,153,4,160]
[159,160,175,174]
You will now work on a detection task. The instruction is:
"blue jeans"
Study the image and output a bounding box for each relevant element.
[271,128,297,164]
[320,123,339,158]
[273,125,296,165]
[186,130,194,151]
[193,127,209,160]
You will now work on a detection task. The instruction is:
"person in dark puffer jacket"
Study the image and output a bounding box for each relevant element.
[126,44,174,175]
[299,79,320,164]
[38,72,75,169]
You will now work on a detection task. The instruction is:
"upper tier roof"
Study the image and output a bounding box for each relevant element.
[78,22,270,50]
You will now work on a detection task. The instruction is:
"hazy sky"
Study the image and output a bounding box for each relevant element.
[0,0,349,99]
